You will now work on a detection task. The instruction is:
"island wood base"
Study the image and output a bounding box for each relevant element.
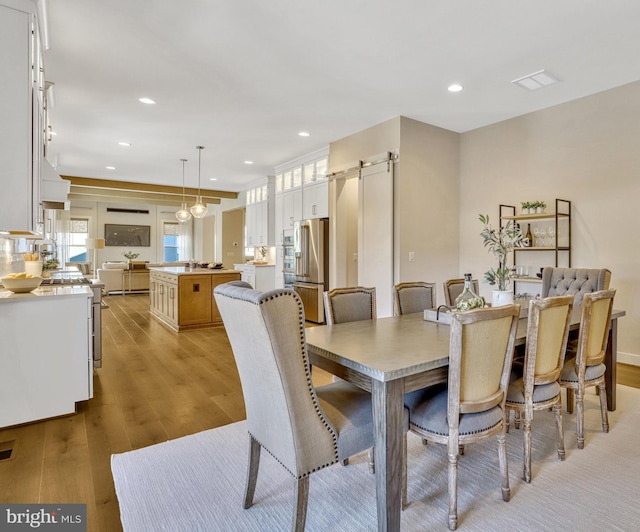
[149,268,241,332]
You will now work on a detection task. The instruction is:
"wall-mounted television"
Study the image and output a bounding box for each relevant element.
[104,224,151,247]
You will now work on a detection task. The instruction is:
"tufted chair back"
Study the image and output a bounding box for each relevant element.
[541,267,611,306]
[214,281,338,475]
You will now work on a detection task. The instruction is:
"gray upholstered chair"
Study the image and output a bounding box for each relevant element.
[505,295,574,482]
[405,304,520,531]
[443,278,480,307]
[323,286,376,324]
[541,267,611,306]
[394,282,436,315]
[560,289,616,449]
[214,281,376,531]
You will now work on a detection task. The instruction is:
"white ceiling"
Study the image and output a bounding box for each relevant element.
[44,0,640,194]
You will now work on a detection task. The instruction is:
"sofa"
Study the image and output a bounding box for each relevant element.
[97,262,185,294]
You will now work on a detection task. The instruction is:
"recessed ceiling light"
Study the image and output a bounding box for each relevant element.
[298,131,310,137]
[511,70,559,91]
[244,160,254,165]
[118,141,131,146]
[209,177,217,181]
[447,83,463,92]
[138,97,156,104]
[105,166,116,170]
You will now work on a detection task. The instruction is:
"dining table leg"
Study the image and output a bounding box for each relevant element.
[605,317,619,411]
[372,378,404,532]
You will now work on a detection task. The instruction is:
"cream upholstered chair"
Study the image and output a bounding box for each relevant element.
[214,281,376,531]
[443,278,480,307]
[394,282,436,315]
[505,295,574,483]
[405,304,520,531]
[541,267,611,306]
[560,289,616,449]
[323,286,376,324]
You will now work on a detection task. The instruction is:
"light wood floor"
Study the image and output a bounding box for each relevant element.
[0,293,638,531]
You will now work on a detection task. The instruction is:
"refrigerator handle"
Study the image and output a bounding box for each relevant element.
[300,224,309,277]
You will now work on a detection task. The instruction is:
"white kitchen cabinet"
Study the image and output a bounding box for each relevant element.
[0,288,93,428]
[302,180,329,219]
[245,177,275,247]
[234,263,276,291]
[276,188,302,239]
[0,1,43,232]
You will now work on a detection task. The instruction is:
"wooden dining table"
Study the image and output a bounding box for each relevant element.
[305,307,625,532]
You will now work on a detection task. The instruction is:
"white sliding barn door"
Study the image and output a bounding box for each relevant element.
[358,162,394,317]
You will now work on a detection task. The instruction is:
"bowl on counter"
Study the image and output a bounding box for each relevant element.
[0,275,43,293]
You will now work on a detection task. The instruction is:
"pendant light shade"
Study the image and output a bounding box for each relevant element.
[175,158,192,222]
[190,145,208,218]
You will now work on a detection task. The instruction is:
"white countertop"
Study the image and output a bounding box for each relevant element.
[149,266,239,275]
[0,285,93,302]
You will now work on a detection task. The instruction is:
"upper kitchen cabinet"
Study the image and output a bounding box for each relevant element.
[274,148,329,242]
[302,155,329,219]
[0,0,45,233]
[245,176,275,247]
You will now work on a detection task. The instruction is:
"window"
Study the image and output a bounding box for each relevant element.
[163,222,180,262]
[68,218,89,262]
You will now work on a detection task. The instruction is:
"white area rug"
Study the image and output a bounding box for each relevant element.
[112,386,640,531]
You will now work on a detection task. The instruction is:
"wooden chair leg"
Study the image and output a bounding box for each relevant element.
[244,435,261,509]
[553,401,566,461]
[293,476,309,532]
[497,428,511,502]
[367,447,375,474]
[340,458,349,466]
[598,383,610,433]
[447,448,459,531]
[566,388,575,413]
[514,410,521,429]
[522,411,532,483]
[576,391,585,449]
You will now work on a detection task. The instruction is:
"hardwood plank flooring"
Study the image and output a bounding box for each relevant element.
[0,292,636,531]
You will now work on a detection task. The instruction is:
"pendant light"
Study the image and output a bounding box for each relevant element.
[190,145,208,218]
[175,158,192,222]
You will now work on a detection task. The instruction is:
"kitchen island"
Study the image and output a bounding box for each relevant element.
[149,267,241,332]
[0,285,93,428]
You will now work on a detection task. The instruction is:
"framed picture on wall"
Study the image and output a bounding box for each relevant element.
[104,224,151,247]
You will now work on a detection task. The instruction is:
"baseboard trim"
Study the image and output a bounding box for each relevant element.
[618,351,640,367]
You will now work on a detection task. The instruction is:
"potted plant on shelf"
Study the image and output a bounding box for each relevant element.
[479,214,524,307]
[532,200,547,214]
[122,251,140,269]
[521,201,532,215]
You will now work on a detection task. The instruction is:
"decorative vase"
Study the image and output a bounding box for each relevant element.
[24,260,43,276]
[492,290,514,308]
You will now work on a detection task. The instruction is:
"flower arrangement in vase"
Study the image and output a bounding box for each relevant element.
[479,214,524,306]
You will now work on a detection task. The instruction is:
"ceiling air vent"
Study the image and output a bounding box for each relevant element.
[106,208,150,214]
[511,69,559,91]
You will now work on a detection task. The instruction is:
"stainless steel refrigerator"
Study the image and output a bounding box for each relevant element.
[292,218,328,323]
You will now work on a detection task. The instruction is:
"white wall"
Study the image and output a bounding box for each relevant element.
[459,80,640,363]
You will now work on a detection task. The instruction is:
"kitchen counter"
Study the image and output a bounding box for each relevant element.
[149,268,241,331]
[0,285,93,428]
[149,266,239,275]
[0,285,93,301]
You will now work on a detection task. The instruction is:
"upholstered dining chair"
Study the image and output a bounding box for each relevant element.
[443,278,480,307]
[505,295,574,483]
[214,281,377,531]
[560,289,616,449]
[394,281,436,315]
[405,304,520,531]
[323,286,376,324]
[541,267,611,306]
[323,287,376,465]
